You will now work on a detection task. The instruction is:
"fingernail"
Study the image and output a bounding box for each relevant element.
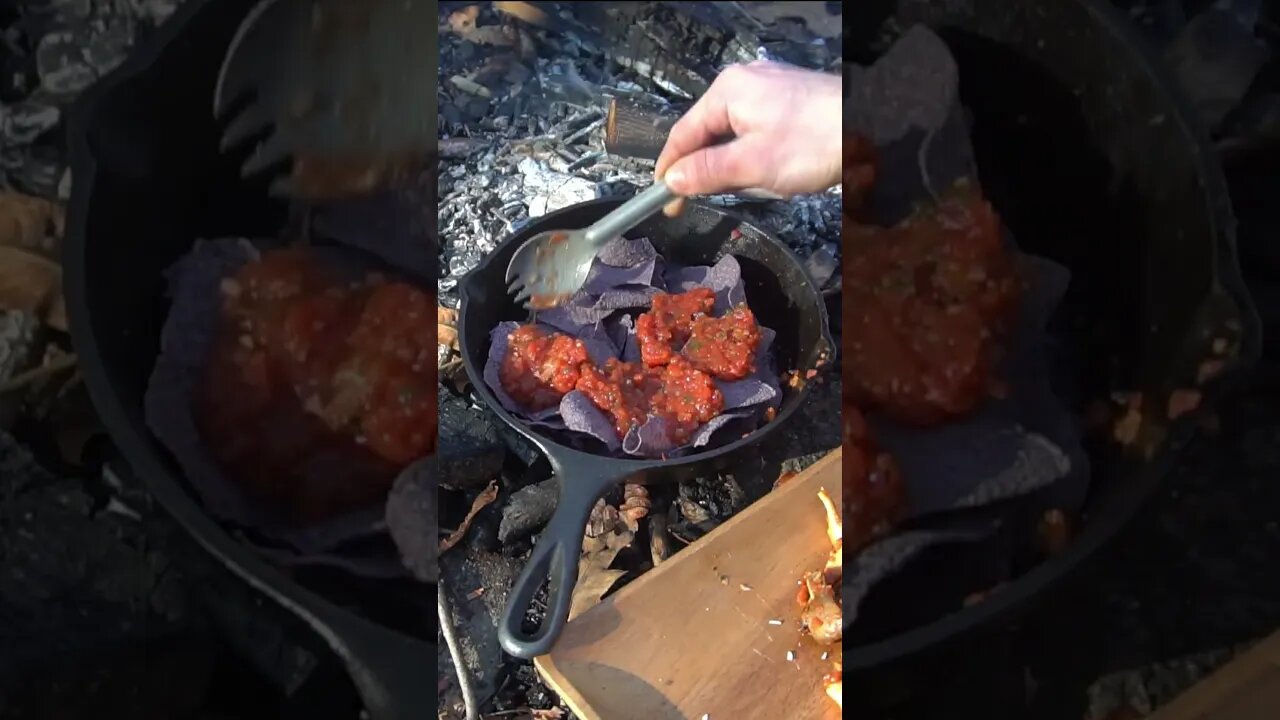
[664,167,684,192]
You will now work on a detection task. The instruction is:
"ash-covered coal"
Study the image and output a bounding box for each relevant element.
[435,2,844,309]
[0,0,186,199]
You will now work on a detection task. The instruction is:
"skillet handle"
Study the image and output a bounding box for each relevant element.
[498,459,621,659]
[101,461,433,720]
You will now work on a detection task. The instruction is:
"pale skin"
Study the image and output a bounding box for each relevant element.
[655,60,843,217]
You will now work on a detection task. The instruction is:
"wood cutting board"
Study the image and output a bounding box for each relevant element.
[536,449,843,720]
[1147,629,1280,720]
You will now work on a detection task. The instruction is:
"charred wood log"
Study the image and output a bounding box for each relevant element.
[604,95,686,160]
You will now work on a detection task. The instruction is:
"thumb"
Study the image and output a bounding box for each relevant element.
[662,138,769,197]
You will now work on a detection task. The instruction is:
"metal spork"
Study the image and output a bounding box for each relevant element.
[506,180,679,309]
[214,0,437,200]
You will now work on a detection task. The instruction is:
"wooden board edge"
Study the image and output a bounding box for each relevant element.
[573,446,841,607]
[535,655,607,720]
[1148,630,1280,720]
[533,446,842,718]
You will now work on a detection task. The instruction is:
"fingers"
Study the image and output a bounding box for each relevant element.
[662,197,686,218]
[663,136,771,197]
[654,70,737,180]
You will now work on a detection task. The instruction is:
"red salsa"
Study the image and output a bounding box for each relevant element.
[576,357,724,444]
[843,180,1020,426]
[843,133,877,217]
[842,404,906,552]
[197,249,437,526]
[498,325,591,411]
[635,287,715,366]
[498,288,758,446]
[683,304,761,380]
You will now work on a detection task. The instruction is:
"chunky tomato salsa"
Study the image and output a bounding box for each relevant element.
[843,178,1021,426]
[196,249,436,526]
[499,288,762,446]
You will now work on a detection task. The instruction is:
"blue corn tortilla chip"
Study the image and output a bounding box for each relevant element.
[560,285,663,326]
[664,255,748,314]
[606,314,635,360]
[560,391,622,451]
[718,376,779,410]
[583,258,659,294]
[846,25,976,226]
[483,240,778,459]
[622,417,676,456]
[596,236,657,267]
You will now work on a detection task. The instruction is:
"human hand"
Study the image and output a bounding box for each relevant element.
[655,61,842,217]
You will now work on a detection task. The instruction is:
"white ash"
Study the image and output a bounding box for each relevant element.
[0,0,188,196]
[436,2,843,307]
[0,310,36,382]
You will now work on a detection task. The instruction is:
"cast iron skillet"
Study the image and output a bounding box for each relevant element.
[458,199,834,658]
[62,1,435,718]
[840,0,1261,682]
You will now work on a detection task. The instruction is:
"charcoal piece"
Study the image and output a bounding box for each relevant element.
[803,243,839,291]
[36,31,96,98]
[2,101,60,146]
[438,447,505,492]
[845,25,976,225]
[0,429,192,643]
[603,95,683,160]
[385,457,439,583]
[677,494,712,524]
[0,310,36,383]
[677,473,745,523]
[311,168,436,279]
[83,21,133,76]
[132,0,182,25]
[439,390,505,457]
[498,478,558,543]
[7,144,64,200]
